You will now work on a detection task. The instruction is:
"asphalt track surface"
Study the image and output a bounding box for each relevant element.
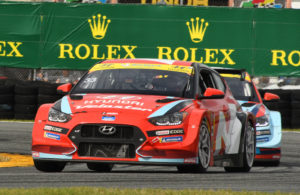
[0,122,299,192]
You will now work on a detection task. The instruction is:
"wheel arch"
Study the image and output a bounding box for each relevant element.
[236,111,256,165]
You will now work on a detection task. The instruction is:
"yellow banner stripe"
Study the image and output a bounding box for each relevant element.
[90,63,193,75]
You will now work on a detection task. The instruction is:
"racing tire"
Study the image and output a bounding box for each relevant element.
[177,118,211,173]
[34,160,66,172]
[0,94,14,104]
[14,84,38,95]
[87,162,113,172]
[14,104,37,114]
[14,113,36,120]
[14,95,37,105]
[0,104,13,112]
[224,122,255,172]
[0,111,14,119]
[38,95,62,105]
[38,84,59,95]
[0,85,14,94]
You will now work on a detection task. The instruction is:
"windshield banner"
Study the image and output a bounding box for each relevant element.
[89,63,194,74]
[0,2,299,76]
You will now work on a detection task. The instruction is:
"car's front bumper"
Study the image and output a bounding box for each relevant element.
[32,113,200,165]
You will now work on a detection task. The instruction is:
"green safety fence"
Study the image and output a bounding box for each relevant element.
[0,2,299,76]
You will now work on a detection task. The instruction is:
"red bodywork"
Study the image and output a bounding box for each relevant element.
[32,59,252,167]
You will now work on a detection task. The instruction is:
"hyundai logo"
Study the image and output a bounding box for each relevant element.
[98,126,117,135]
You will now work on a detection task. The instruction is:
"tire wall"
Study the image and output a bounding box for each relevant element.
[0,79,62,120]
[0,79,298,129]
[259,89,299,129]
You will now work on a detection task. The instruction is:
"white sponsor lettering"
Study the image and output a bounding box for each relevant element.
[156,130,170,136]
[83,99,144,106]
[76,104,152,112]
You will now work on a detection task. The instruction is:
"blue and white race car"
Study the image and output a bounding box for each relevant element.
[215,68,281,166]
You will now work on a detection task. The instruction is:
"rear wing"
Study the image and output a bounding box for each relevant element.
[213,68,250,81]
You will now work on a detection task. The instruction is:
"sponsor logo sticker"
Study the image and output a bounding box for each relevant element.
[44,132,61,140]
[44,125,69,134]
[147,129,184,137]
[160,136,183,143]
[102,116,116,121]
[256,137,269,142]
[156,130,170,136]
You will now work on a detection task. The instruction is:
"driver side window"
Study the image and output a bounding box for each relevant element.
[199,69,216,94]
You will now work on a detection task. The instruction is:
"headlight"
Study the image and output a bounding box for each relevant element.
[48,108,71,123]
[149,112,188,126]
[256,115,269,127]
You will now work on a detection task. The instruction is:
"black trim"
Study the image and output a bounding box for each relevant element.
[68,124,146,158]
[165,100,193,115]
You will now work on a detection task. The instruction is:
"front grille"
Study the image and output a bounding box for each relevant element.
[78,143,136,158]
[68,124,146,158]
[81,125,134,139]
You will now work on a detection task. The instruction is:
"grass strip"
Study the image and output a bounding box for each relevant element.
[283,129,300,132]
[0,188,298,195]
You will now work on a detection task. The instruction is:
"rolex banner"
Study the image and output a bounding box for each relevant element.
[0,2,300,76]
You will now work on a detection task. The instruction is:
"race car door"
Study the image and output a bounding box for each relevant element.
[198,68,231,156]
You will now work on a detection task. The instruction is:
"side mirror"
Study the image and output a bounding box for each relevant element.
[263,92,280,101]
[57,83,72,95]
[198,88,225,99]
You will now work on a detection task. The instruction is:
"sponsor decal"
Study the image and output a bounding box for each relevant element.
[256,130,271,136]
[186,17,209,43]
[147,129,184,137]
[102,112,119,115]
[44,125,69,134]
[184,157,198,164]
[83,99,144,106]
[75,104,152,112]
[57,14,235,65]
[102,115,116,121]
[0,41,23,58]
[44,132,61,140]
[256,137,269,142]
[160,136,183,143]
[156,130,170,136]
[88,13,111,40]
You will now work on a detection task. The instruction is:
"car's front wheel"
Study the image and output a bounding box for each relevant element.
[87,162,113,172]
[34,160,66,172]
[177,118,211,173]
[225,121,255,172]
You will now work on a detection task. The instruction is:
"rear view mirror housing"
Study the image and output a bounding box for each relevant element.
[198,88,225,99]
[57,83,72,95]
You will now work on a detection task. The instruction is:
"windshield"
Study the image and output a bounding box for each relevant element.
[71,63,194,97]
[223,77,259,102]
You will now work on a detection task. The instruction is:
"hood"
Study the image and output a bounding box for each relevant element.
[54,94,193,119]
[238,100,267,118]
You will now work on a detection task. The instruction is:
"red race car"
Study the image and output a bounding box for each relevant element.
[32,59,256,173]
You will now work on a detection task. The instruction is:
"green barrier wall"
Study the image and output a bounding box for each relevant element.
[0,2,299,76]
